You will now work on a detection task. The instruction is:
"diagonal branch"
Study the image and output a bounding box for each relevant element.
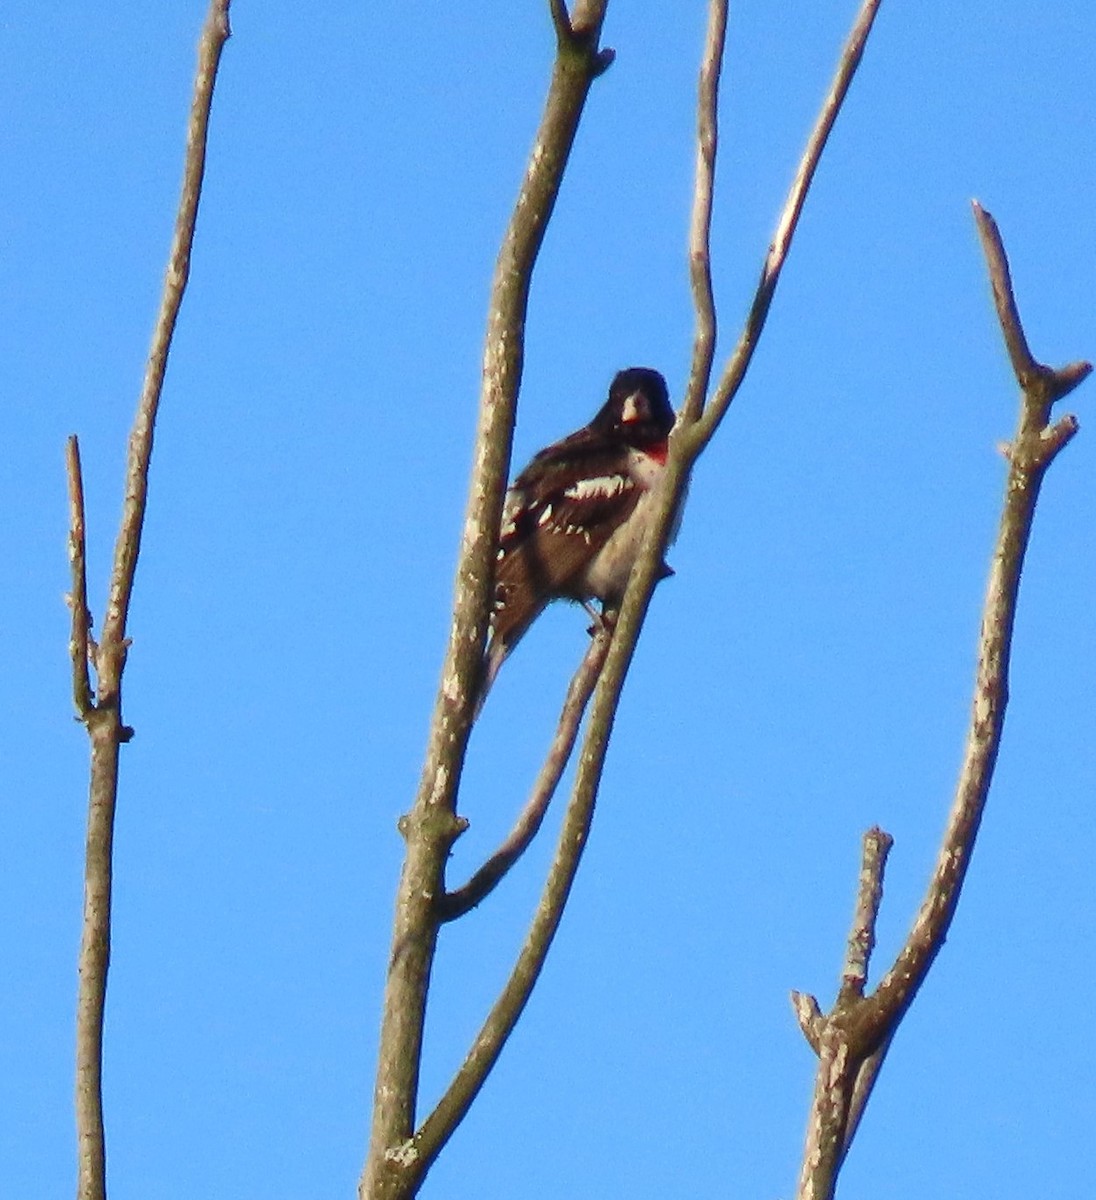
[558,0,887,944]
[72,7,232,1200]
[791,204,1089,1200]
[869,205,1086,1019]
[437,626,612,922]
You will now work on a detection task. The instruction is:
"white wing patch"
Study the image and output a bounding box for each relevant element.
[563,474,631,502]
[499,485,528,540]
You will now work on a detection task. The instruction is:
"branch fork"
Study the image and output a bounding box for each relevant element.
[793,205,1089,1200]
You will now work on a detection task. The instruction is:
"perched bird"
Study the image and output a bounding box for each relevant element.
[480,366,677,703]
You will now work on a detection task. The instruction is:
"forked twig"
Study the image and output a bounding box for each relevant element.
[438,626,612,921]
[72,7,232,1199]
[791,205,1089,1200]
[687,0,885,448]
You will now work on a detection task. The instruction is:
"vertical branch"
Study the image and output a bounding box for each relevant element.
[688,0,885,450]
[681,0,727,424]
[97,0,232,696]
[72,6,232,1199]
[66,437,94,720]
[361,5,613,1199]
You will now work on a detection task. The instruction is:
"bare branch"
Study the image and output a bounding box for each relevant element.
[73,7,232,1199]
[793,829,892,1200]
[548,0,573,44]
[838,826,892,1002]
[681,0,727,424]
[792,206,1088,1200]
[687,0,885,452]
[870,207,1085,1018]
[412,657,617,1179]
[66,436,95,721]
[362,8,613,1197]
[972,201,1091,410]
[587,0,886,956]
[367,2,884,1193]
[796,1022,856,1200]
[438,627,612,922]
[96,0,232,707]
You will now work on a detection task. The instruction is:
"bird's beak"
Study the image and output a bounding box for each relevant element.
[621,390,648,424]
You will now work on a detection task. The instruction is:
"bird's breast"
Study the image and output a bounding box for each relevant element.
[578,484,659,601]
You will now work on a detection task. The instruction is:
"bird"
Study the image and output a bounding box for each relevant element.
[479,366,677,706]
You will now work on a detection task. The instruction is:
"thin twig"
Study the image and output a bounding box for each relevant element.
[681,0,726,424]
[413,658,619,1173]
[73,8,231,1200]
[438,627,612,921]
[838,826,892,1002]
[548,0,574,43]
[794,828,893,1200]
[972,202,1091,408]
[97,0,232,695]
[66,436,95,720]
[686,0,885,452]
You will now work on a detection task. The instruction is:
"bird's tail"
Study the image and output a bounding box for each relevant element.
[473,632,512,719]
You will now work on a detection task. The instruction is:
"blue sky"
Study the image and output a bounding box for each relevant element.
[4,2,1094,1197]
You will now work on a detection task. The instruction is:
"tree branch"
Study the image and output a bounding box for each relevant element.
[66,436,95,721]
[793,829,893,1200]
[681,0,726,424]
[870,204,1086,1018]
[791,204,1089,1200]
[414,1,884,1189]
[366,0,884,1192]
[972,202,1091,408]
[437,626,612,922]
[686,0,885,452]
[361,6,614,1197]
[838,826,892,1003]
[72,7,232,1199]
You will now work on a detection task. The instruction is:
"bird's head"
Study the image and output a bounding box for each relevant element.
[593,367,674,445]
